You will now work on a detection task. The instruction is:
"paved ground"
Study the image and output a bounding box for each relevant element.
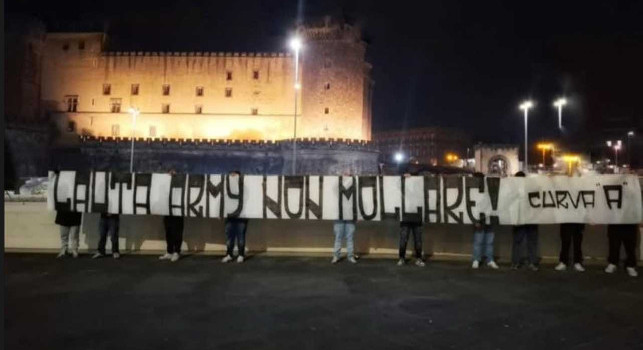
[5,253,643,350]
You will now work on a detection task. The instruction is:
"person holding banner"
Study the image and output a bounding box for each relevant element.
[554,224,585,272]
[511,172,539,271]
[159,170,184,262]
[471,172,498,270]
[605,224,638,277]
[332,220,358,264]
[55,210,82,258]
[397,171,425,267]
[92,213,121,259]
[222,171,248,264]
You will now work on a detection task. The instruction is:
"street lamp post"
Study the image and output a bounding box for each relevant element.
[627,131,634,167]
[553,98,567,130]
[537,143,554,167]
[606,140,622,168]
[519,100,534,172]
[290,37,302,175]
[128,107,140,173]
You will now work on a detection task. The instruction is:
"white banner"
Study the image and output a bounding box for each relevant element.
[47,171,642,224]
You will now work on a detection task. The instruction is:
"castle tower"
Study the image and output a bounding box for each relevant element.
[299,17,372,140]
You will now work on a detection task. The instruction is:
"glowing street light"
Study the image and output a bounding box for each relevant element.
[445,153,459,163]
[394,152,404,163]
[553,98,567,130]
[606,140,622,167]
[127,107,140,173]
[536,143,554,166]
[289,36,302,175]
[519,100,534,171]
[562,154,580,175]
[627,131,635,167]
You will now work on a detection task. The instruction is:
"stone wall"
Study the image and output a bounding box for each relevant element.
[52,137,379,175]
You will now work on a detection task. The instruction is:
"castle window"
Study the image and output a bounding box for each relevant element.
[111,124,120,137]
[79,41,85,50]
[226,71,233,81]
[131,84,139,95]
[149,126,157,138]
[196,86,204,96]
[110,98,122,113]
[103,84,111,95]
[162,104,170,114]
[162,84,170,96]
[62,43,69,51]
[67,121,76,132]
[253,70,260,80]
[195,105,203,114]
[324,83,330,90]
[251,108,258,115]
[225,88,232,98]
[65,95,78,112]
[324,107,329,114]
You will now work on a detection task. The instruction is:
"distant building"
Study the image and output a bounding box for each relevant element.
[40,17,373,143]
[372,127,471,166]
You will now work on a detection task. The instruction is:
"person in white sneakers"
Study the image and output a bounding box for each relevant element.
[331,220,358,264]
[555,224,585,272]
[55,210,82,258]
[471,222,499,270]
[605,224,638,277]
[397,171,426,267]
[92,213,120,259]
[159,215,184,262]
[221,171,248,264]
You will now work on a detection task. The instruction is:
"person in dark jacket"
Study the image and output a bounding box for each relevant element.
[397,171,425,267]
[92,213,120,259]
[55,210,82,258]
[511,171,539,271]
[159,169,184,262]
[221,170,249,263]
[605,224,639,277]
[555,224,585,272]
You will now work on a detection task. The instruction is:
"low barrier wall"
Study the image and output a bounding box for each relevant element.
[5,201,642,262]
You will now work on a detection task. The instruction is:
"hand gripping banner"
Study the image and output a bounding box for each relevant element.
[48,171,642,225]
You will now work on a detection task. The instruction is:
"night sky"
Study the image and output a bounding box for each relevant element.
[7,0,643,154]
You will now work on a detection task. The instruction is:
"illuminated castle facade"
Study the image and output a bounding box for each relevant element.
[41,18,373,143]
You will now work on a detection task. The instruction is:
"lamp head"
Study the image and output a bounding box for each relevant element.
[519,100,534,111]
[553,98,567,108]
[289,37,302,51]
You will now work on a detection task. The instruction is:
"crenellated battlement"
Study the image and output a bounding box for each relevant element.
[100,51,292,58]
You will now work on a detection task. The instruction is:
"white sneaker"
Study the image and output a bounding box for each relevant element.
[71,250,79,258]
[487,261,499,269]
[331,256,340,264]
[57,249,66,258]
[415,259,426,267]
[113,252,120,259]
[159,253,172,260]
[626,267,638,277]
[555,262,567,271]
[348,257,358,264]
[221,255,233,263]
[236,255,244,263]
[573,263,585,272]
[397,258,405,266]
[92,252,105,259]
[605,264,617,274]
[171,253,180,262]
[472,260,479,269]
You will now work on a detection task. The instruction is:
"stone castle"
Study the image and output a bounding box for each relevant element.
[40,18,373,143]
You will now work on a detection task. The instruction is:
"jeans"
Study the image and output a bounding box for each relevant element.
[608,224,637,268]
[60,225,79,252]
[225,219,248,257]
[333,221,356,258]
[399,224,423,259]
[512,225,538,266]
[472,225,495,262]
[559,224,584,265]
[98,215,120,254]
[163,216,184,254]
